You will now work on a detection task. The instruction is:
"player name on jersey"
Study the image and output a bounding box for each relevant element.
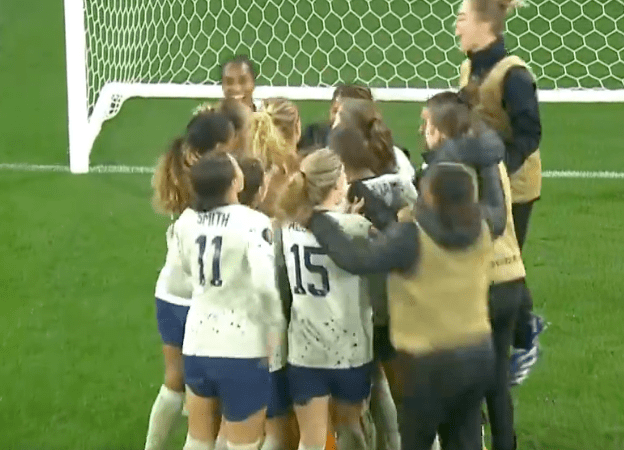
[288,222,308,233]
[197,211,230,227]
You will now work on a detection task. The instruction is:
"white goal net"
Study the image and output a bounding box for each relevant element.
[65,0,624,172]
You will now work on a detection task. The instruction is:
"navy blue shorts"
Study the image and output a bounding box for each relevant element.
[184,355,270,422]
[155,298,189,348]
[287,363,373,406]
[267,368,292,418]
[374,325,397,362]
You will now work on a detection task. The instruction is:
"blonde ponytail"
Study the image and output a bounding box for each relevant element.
[276,148,343,226]
[277,171,309,222]
[249,111,291,168]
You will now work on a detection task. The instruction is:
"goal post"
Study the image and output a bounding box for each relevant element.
[64,0,624,173]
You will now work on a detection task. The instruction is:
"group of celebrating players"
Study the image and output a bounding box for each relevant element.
[142,1,546,450]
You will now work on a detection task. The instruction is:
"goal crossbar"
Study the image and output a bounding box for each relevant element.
[65,0,624,173]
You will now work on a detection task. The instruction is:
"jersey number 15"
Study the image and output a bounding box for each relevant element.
[196,235,223,287]
[290,244,330,297]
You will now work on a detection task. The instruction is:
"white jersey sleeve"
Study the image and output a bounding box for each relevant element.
[154,221,193,306]
[177,205,285,359]
[282,213,374,369]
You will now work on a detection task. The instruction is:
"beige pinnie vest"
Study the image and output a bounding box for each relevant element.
[490,162,526,283]
[460,56,542,204]
[388,222,493,355]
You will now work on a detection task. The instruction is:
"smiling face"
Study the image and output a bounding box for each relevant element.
[222,63,255,109]
[455,0,494,53]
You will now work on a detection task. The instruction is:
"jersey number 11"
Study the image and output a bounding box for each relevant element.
[196,235,223,287]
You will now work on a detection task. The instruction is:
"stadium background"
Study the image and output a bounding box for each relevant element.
[0,0,623,449]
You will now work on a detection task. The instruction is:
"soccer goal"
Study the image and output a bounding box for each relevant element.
[64,0,624,173]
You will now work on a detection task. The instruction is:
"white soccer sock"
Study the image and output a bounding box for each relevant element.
[370,368,401,450]
[228,439,262,450]
[183,434,215,450]
[261,434,283,450]
[431,435,441,450]
[144,384,185,450]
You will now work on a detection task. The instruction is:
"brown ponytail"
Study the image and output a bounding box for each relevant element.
[337,99,396,176]
[368,117,395,174]
[152,137,196,215]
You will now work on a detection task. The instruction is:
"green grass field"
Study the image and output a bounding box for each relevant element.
[1,0,624,449]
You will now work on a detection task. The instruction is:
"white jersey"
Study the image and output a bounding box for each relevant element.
[393,146,416,181]
[281,213,374,369]
[155,223,193,306]
[174,205,285,359]
[359,172,418,212]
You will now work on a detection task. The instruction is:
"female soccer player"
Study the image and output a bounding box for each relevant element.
[175,152,285,450]
[421,90,525,450]
[327,124,418,450]
[145,111,238,450]
[455,0,544,385]
[306,158,505,450]
[277,148,374,450]
[221,55,260,111]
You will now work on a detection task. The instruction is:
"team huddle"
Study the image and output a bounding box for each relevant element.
[143,1,545,450]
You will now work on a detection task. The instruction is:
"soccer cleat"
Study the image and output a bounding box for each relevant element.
[509,314,545,386]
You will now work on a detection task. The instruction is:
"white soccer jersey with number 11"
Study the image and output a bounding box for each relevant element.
[281,212,374,369]
[173,205,285,359]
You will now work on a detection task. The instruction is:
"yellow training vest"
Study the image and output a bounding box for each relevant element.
[459,56,542,204]
[490,162,526,284]
[388,222,493,355]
